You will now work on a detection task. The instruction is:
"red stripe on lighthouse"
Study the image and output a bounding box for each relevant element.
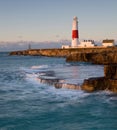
[72,30,79,39]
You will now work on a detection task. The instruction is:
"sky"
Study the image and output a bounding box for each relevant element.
[0,0,117,50]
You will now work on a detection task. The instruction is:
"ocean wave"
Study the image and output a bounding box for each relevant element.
[31,65,48,69]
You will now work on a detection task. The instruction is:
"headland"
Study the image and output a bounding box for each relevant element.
[10,46,117,57]
[10,47,117,93]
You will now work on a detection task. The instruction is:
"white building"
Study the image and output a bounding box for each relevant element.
[102,39,115,47]
[79,40,95,47]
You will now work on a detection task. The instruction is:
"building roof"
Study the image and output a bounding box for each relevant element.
[102,39,114,43]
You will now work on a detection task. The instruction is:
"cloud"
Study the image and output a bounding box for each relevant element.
[0,39,71,51]
[55,35,60,38]
[17,35,23,39]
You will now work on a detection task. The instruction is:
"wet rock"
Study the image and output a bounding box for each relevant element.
[82,77,109,92]
[10,47,117,92]
[81,65,117,93]
[36,76,81,90]
[54,83,81,90]
[36,77,60,86]
[104,65,117,79]
[66,51,117,93]
[82,77,117,93]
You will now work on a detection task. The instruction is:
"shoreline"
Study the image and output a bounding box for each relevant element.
[9,47,117,57]
[9,47,117,93]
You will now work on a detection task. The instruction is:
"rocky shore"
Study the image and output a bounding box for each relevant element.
[36,76,81,90]
[66,51,117,64]
[66,51,117,92]
[82,77,117,92]
[10,47,117,57]
[10,47,117,93]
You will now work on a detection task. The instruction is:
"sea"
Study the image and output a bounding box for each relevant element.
[0,52,117,130]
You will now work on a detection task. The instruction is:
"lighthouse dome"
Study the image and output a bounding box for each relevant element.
[73,16,77,20]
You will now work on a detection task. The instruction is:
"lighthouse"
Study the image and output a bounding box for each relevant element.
[72,16,80,47]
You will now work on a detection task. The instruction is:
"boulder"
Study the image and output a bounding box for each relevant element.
[82,77,117,93]
[104,65,117,79]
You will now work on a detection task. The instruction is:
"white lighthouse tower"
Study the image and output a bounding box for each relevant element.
[71,16,80,47]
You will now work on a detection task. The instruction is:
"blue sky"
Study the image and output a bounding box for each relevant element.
[0,0,117,42]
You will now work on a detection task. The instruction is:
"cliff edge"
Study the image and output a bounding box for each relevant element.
[66,51,117,92]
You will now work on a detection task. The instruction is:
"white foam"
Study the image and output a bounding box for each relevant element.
[25,73,41,85]
[26,73,39,78]
[21,64,90,100]
[20,67,35,74]
[20,65,48,75]
[31,65,48,69]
